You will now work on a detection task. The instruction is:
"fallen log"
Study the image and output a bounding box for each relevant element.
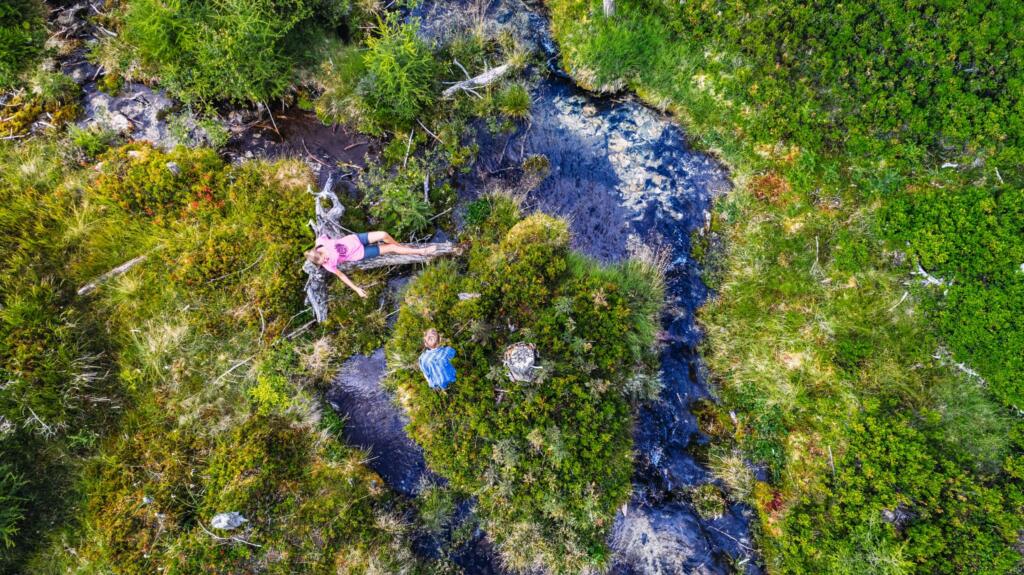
[77,254,148,296]
[442,63,512,98]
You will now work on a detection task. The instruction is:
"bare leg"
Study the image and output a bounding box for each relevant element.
[367,231,398,245]
[379,243,436,256]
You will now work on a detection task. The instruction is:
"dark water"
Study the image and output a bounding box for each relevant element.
[325,349,429,496]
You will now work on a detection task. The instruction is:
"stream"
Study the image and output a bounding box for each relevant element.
[53,0,761,572]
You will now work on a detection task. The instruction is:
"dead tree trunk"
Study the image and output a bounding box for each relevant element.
[603,0,615,17]
[303,174,344,323]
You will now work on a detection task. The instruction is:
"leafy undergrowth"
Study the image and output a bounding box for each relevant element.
[548,0,1024,573]
[386,196,664,574]
[0,139,432,573]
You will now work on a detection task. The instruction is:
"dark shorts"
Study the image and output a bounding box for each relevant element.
[356,232,380,259]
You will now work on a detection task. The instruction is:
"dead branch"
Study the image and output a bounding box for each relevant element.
[77,254,148,296]
[442,63,512,98]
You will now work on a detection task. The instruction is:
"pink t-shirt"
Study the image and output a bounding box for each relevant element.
[316,234,364,273]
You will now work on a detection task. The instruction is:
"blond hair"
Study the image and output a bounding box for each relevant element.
[423,328,440,349]
[305,248,325,265]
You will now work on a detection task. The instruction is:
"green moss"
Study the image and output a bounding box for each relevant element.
[388,207,664,573]
[691,483,727,520]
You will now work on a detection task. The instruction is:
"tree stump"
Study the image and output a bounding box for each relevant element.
[504,342,537,382]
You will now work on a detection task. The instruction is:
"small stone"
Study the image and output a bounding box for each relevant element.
[166,161,180,175]
[210,512,247,530]
[108,113,132,134]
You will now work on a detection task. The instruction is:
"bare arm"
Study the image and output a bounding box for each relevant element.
[331,269,367,298]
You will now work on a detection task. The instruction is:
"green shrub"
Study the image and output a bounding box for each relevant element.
[314,40,368,126]
[358,14,438,131]
[779,416,1022,575]
[883,183,1024,408]
[497,83,531,119]
[361,157,441,239]
[0,0,46,89]
[121,0,328,103]
[69,125,120,160]
[93,144,228,222]
[388,209,664,573]
[691,483,726,520]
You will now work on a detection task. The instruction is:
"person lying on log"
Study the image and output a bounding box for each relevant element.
[305,231,436,298]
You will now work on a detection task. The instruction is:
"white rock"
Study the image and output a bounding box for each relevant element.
[210,512,247,530]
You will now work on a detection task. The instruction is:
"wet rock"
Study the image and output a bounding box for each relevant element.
[610,504,726,575]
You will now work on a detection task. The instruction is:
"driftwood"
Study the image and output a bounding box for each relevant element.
[77,254,148,296]
[443,63,512,98]
[303,175,344,323]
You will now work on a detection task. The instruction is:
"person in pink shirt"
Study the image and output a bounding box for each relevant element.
[304,231,435,298]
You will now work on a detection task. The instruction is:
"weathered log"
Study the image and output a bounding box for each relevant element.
[303,175,344,323]
[603,0,615,16]
[77,254,148,296]
[334,243,460,272]
[443,63,512,99]
[504,342,538,383]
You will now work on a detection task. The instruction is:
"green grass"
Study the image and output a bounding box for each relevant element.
[386,196,664,573]
[547,1,1024,572]
[0,139,431,573]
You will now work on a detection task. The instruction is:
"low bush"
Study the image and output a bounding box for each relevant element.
[0,0,46,89]
[92,144,227,222]
[120,0,332,103]
[357,14,439,132]
[883,183,1024,408]
[0,71,81,137]
[780,415,1022,575]
[387,198,664,573]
